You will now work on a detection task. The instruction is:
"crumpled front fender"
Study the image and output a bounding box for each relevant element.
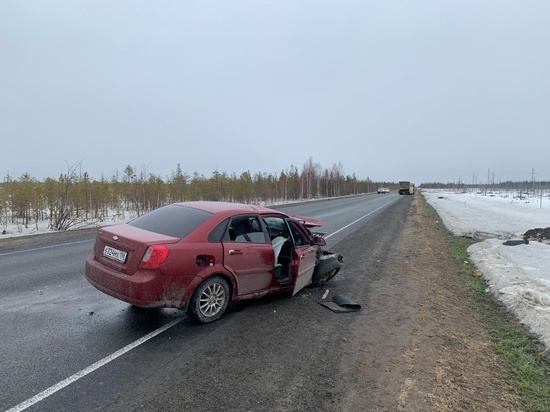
[316,248,343,264]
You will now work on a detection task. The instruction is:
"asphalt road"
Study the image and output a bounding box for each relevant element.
[0,193,407,412]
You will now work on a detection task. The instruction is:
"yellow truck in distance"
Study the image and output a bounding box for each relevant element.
[398,181,414,195]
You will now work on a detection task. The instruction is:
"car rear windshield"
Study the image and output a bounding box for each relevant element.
[128,204,213,238]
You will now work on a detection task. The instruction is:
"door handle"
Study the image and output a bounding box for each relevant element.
[300,254,306,259]
[229,249,243,255]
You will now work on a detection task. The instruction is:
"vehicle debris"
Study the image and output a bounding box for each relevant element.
[319,294,361,313]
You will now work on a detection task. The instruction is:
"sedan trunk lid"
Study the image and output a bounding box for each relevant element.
[94,224,180,275]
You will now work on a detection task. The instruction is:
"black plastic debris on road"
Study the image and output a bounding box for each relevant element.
[319,295,361,313]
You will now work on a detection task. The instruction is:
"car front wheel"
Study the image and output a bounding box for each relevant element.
[188,276,230,324]
[311,256,341,287]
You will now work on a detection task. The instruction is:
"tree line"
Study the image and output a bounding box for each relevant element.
[1,158,388,233]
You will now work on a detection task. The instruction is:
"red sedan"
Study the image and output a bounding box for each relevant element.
[85,201,342,323]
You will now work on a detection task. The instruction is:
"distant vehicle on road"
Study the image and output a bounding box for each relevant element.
[398,181,414,195]
[377,187,390,194]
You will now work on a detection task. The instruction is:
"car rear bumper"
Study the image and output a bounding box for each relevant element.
[85,254,187,308]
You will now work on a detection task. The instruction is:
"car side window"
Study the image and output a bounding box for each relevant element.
[263,216,290,239]
[287,221,310,247]
[225,216,268,243]
[209,219,229,242]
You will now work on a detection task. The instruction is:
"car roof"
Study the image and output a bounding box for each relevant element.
[174,201,282,215]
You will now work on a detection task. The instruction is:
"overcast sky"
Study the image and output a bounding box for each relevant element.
[1,1,548,185]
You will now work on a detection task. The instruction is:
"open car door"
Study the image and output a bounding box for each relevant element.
[286,220,317,295]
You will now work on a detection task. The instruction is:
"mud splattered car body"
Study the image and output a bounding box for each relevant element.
[85,201,342,323]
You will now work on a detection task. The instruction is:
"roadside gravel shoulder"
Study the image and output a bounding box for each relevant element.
[400,194,519,410]
[336,194,520,411]
[0,228,98,252]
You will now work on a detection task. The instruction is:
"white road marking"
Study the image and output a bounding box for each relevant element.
[6,317,184,412]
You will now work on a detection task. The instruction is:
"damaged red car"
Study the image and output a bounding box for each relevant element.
[85,201,342,323]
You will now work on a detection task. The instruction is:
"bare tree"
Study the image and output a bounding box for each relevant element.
[302,156,321,199]
[49,161,87,231]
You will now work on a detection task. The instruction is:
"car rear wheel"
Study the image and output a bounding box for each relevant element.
[188,276,230,324]
[311,256,341,287]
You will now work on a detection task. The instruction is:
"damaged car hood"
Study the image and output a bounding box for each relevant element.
[290,215,323,228]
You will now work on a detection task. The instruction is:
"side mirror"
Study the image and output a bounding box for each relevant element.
[311,234,326,246]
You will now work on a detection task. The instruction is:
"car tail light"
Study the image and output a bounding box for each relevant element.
[141,245,169,269]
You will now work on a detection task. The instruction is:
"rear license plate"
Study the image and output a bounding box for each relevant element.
[103,245,127,263]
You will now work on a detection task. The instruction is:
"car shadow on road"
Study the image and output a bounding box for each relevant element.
[122,305,185,332]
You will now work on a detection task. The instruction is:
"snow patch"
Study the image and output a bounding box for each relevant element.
[425,190,550,349]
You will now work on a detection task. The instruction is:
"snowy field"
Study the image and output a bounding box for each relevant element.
[423,189,550,349]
